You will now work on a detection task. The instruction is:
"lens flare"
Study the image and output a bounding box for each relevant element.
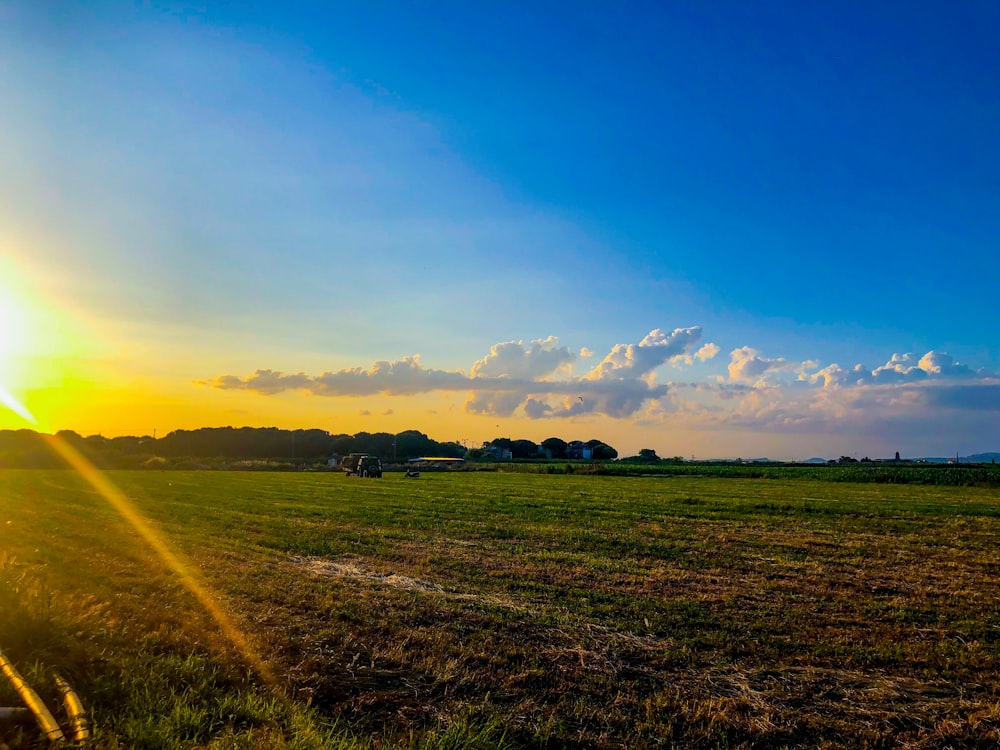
[42,433,278,689]
[0,384,36,425]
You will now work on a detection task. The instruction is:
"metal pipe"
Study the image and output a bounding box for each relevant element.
[0,649,65,742]
[54,674,89,742]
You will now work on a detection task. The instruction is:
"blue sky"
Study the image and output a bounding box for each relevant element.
[1,1,998,458]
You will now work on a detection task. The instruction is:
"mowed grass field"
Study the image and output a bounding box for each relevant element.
[2,469,999,749]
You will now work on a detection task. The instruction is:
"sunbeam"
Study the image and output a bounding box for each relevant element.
[0,383,36,425]
[41,433,279,690]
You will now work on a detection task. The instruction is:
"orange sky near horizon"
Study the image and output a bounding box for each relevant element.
[0,261,930,461]
[1,362,830,462]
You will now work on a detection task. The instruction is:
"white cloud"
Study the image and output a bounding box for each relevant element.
[802,363,868,389]
[197,356,468,397]
[586,327,703,381]
[800,351,988,390]
[917,351,975,378]
[202,370,314,395]
[313,356,470,396]
[671,341,722,368]
[695,343,720,362]
[871,353,926,383]
[727,346,798,385]
[471,336,575,379]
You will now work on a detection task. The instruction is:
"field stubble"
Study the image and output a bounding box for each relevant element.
[1,469,999,748]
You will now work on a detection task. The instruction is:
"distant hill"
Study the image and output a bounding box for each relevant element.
[966,452,1000,463]
[792,454,999,464]
[914,452,999,463]
[964,453,1000,464]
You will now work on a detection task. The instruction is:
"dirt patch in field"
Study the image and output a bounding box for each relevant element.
[292,554,534,613]
[296,555,453,594]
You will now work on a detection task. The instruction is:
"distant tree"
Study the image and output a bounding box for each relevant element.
[329,433,355,456]
[56,430,86,446]
[393,430,429,461]
[490,437,513,451]
[584,438,617,459]
[895,451,901,461]
[109,436,146,455]
[388,430,464,461]
[541,437,567,459]
[589,442,618,460]
[838,456,858,464]
[0,429,61,468]
[638,448,660,461]
[510,439,539,459]
[350,431,379,454]
[436,441,466,458]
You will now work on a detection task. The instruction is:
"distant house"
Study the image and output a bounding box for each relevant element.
[566,441,592,460]
[482,442,513,461]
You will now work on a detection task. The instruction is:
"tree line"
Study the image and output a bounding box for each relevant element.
[0,427,618,469]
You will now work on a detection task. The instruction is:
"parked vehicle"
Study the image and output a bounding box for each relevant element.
[340,453,383,478]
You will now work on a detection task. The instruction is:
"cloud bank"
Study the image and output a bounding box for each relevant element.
[199,328,709,418]
[198,328,998,444]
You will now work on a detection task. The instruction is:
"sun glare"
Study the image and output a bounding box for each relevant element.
[0,289,27,357]
[0,272,43,425]
[0,284,31,383]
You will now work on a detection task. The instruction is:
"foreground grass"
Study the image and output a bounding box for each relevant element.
[2,469,999,748]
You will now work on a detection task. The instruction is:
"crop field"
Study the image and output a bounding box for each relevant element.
[2,469,999,748]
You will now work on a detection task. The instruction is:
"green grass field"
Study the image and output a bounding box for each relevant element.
[2,469,999,748]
